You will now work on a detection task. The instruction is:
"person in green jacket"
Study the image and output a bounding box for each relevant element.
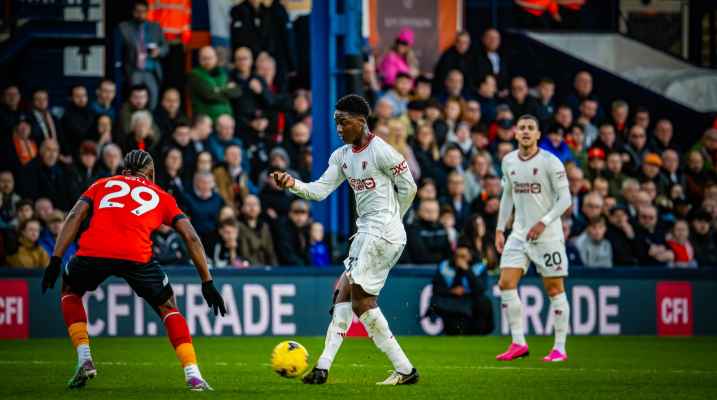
[188,46,241,121]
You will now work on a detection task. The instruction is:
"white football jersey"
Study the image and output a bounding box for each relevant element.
[500,149,569,242]
[289,135,416,244]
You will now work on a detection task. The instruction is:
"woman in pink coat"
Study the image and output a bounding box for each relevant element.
[378,27,419,87]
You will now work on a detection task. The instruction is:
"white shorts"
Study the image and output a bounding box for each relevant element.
[343,233,404,296]
[499,235,568,277]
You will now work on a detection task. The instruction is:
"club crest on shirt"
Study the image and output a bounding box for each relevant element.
[342,163,348,170]
[511,170,516,176]
[362,161,368,170]
[533,168,538,176]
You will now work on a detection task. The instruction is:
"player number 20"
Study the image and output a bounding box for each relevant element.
[543,251,562,267]
[98,180,159,216]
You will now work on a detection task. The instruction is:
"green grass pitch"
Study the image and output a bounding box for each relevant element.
[2,336,716,399]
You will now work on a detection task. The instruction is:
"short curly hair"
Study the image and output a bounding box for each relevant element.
[335,94,371,119]
[123,149,154,176]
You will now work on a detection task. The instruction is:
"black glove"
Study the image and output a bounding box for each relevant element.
[201,280,227,316]
[42,256,62,294]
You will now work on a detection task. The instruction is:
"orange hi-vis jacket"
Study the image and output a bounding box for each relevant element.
[557,0,586,11]
[515,0,559,17]
[147,0,192,45]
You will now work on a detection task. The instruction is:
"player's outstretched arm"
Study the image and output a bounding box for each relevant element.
[42,200,90,293]
[175,218,227,316]
[272,162,345,202]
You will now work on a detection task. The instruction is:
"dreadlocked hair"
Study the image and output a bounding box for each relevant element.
[122,149,153,176]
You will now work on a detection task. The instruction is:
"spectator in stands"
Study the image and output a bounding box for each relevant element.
[650,119,676,153]
[207,114,242,163]
[387,119,421,180]
[604,151,627,198]
[567,165,587,218]
[534,78,556,128]
[572,216,613,268]
[567,124,588,167]
[256,51,288,99]
[440,205,458,251]
[118,84,159,143]
[362,57,382,107]
[154,88,185,139]
[61,85,95,158]
[430,244,493,335]
[460,213,497,269]
[507,76,538,118]
[564,71,602,121]
[0,171,20,225]
[98,143,123,177]
[592,123,623,156]
[461,100,484,132]
[438,70,473,104]
[667,219,697,268]
[553,104,573,132]
[464,152,492,203]
[633,106,650,131]
[230,0,270,66]
[412,123,441,182]
[179,171,224,247]
[435,144,464,193]
[623,125,649,176]
[38,210,76,266]
[276,199,311,266]
[691,128,717,172]
[443,98,463,140]
[8,199,34,229]
[237,194,277,266]
[539,125,575,164]
[286,90,311,130]
[34,198,54,226]
[433,31,476,93]
[155,147,185,196]
[689,209,717,267]
[114,0,168,109]
[18,140,73,211]
[123,110,158,155]
[440,171,470,229]
[89,114,114,146]
[0,84,22,136]
[571,190,603,236]
[244,110,273,177]
[189,46,240,121]
[662,149,685,188]
[476,74,498,123]
[684,150,715,205]
[471,174,501,214]
[6,218,48,269]
[213,144,253,209]
[90,79,117,120]
[163,122,196,174]
[308,222,330,267]
[577,98,599,147]
[151,224,188,265]
[380,73,413,118]
[476,28,509,91]
[230,47,272,132]
[489,105,515,152]
[406,199,451,264]
[639,153,670,195]
[71,141,101,194]
[610,100,630,138]
[377,27,418,87]
[211,218,247,268]
[634,205,674,266]
[8,117,37,170]
[189,114,213,154]
[584,147,606,181]
[28,89,64,152]
[605,204,637,266]
[592,176,610,199]
[283,121,312,171]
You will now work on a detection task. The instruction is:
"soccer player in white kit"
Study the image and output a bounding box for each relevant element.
[271,94,419,385]
[494,115,572,362]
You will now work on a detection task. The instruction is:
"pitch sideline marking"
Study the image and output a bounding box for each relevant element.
[0,360,715,375]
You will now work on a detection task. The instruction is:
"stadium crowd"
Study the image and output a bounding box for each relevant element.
[2,0,717,272]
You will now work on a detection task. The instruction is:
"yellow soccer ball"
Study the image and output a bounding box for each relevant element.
[271,340,309,378]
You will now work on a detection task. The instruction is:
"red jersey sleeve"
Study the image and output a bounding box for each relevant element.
[162,192,186,226]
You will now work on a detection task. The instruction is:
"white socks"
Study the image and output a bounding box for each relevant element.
[359,308,413,375]
[184,364,203,381]
[316,302,353,370]
[501,289,526,346]
[550,292,570,354]
[76,344,92,365]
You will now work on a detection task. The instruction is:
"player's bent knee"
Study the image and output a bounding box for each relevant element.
[546,286,564,298]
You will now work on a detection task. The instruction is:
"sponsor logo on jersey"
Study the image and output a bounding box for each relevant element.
[348,177,377,192]
[390,160,408,176]
[514,182,542,194]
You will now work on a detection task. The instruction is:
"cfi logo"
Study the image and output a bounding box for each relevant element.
[533,168,538,176]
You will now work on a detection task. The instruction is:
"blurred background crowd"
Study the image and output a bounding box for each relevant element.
[1,0,717,278]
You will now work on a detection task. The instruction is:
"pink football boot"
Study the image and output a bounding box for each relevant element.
[543,349,568,362]
[495,343,530,361]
